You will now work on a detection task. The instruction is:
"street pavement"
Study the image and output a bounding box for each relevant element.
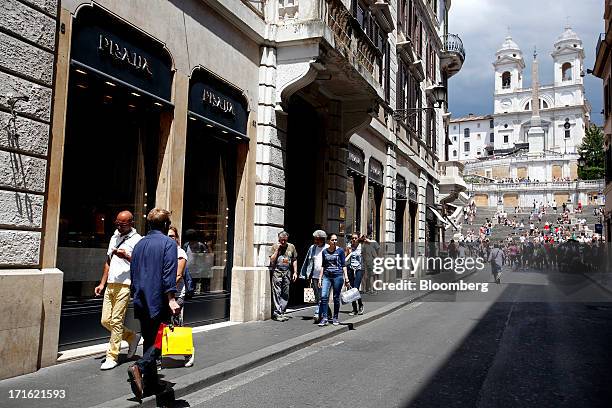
[180,265,612,408]
[0,280,437,408]
[2,263,611,407]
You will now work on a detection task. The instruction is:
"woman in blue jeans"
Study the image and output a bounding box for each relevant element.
[317,234,349,326]
[345,233,365,316]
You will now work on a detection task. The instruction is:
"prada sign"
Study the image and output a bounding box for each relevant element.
[98,34,153,76]
[347,144,365,176]
[368,158,384,185]
[409,183,417,202]
[71,5,173,103]
[189,69,248,137]
[396,176,407,198]
[203,89,235,116]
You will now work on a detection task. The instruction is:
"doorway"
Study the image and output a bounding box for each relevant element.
[285,96,325,305]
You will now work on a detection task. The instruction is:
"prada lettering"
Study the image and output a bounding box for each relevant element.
[98,34,153,76]
[203,89,235,116]
[348,151,362,166]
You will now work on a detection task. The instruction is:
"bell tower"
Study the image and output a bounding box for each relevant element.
[552,25,585,86]
[493,35,525,95]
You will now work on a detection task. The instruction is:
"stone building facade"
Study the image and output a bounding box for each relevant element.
[0,0,465,379]
[0,0,61,380]
[594,0,612,240]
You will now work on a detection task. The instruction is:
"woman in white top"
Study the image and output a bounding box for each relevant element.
[168,226,194,367]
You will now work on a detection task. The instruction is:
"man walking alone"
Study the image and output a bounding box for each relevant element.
[127,208,181,400]
[94,210,141,370]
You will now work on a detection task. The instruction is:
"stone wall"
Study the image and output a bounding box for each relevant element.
[0,0,58,267]
[0,0,59,380]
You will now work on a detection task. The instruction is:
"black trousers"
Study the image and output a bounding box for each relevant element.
[135,314,165,389]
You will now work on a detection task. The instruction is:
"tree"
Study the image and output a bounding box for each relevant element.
[577,124,604,180]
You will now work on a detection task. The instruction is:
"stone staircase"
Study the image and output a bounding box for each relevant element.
[459,206,602,242]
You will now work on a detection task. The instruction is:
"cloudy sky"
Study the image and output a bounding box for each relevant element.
[448,0,605,125]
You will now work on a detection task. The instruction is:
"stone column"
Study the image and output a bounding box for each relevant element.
[254,46,286,266]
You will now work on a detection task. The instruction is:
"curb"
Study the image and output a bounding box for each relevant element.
[93,269,479,408]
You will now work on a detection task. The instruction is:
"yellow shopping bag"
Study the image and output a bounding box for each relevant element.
[161,325,194,356]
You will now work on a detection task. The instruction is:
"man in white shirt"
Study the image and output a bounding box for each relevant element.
[94,211,142,370]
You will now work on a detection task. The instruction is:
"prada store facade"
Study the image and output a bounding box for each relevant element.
[46,3,258,349]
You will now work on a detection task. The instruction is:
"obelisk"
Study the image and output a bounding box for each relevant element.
[528,47,545,154]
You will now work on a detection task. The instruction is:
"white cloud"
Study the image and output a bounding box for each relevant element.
[448,0,604,124]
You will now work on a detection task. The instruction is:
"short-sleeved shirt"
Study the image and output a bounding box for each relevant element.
[270,243,297,274]
[322,247,345,275]
[106,228,142,285]
[177,246,188,298]
[347,244,363,270]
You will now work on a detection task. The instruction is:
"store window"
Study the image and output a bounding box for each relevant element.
[182,123,236,296]
[346,145,366,236]
[367,158,384,242]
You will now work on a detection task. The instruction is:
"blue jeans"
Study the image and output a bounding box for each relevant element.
[348,268,364,311]
[319,272,344,319]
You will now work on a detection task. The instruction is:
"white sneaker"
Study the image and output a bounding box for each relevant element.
[100,358,118,370]
[127,333,141,359]
[184,353,194,367]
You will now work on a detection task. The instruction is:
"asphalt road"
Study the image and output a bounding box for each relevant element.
[182,267,612,408]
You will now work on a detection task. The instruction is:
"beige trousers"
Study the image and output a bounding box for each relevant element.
[101,283,135,361]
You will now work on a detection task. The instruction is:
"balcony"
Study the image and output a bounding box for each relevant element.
[440,34,465,78]
[438,161,468,204]
[593,30,610,78]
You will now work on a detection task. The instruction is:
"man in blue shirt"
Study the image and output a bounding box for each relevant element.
[128,208,181,400]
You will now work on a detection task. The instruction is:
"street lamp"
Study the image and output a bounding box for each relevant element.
[392,84,447,121]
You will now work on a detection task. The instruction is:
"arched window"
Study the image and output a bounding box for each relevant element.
[525,99,550,111]
[464,128,470,138]
[502,71,511,88]
[562,62,572,81]
[453,150,457,157]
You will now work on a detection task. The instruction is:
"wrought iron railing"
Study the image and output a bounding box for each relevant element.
[442,33,465,61]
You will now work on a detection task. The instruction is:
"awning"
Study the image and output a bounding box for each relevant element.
[427,205,449,227]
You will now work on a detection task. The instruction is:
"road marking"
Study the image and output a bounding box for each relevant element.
[187,343,328,406]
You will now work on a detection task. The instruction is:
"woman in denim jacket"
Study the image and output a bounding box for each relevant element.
[299,230,330,323]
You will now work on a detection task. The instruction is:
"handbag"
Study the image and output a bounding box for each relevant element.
[341,286,361,304]
[154,322,167,350]
[304,281,316,303]
[161,319,194,356]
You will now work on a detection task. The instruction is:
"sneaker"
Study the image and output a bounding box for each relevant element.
[272,314,282,321]
[127,333,141,359]
[332,318,340,326]
[281,314,289,321]
[348,311,357,316]
[184,353,194,367]
[100,358,118,370]
[313,313,319,324]
[318,318,328,327]
[358,305,364,315]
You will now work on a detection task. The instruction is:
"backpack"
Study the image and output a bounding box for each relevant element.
[183,267,195,298]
